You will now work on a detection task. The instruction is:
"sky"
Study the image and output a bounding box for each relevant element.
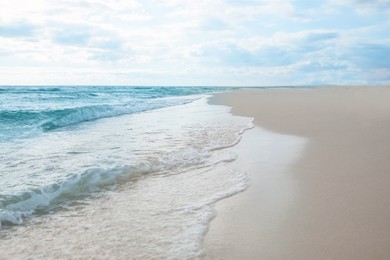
[0,0,389,86]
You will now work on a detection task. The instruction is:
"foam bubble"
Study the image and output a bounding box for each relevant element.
[0,96,254,258]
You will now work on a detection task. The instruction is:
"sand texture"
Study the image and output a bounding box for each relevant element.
[204,86,390,260]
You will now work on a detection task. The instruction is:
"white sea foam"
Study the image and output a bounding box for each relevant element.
[0,96,254,258]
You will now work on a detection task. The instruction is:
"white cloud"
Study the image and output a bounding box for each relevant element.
[0,0,388,85]
[327,0,390,14]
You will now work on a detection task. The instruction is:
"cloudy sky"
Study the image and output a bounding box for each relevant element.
[0,0,389,86]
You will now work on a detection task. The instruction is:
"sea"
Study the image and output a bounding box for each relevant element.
[0,86,254,258]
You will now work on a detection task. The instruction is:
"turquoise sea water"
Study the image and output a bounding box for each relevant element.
[0,86,226,142]
[0,86,308,258]
[1,86,252,228]
[0,86,259,258]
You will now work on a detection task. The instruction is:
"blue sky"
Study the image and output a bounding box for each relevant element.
[0,0,389,86]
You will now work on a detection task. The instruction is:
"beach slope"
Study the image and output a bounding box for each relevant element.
[205,87,390,260]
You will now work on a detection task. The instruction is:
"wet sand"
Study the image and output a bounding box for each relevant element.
[204,86,390,260]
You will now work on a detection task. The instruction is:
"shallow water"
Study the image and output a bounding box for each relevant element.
[0,90,253,258]
[0,87,237,224]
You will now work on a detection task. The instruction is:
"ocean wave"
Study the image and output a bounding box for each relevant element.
[0,97,197,133]
[0,165,133,226]
[40,105,128,131]
[40,98,197,131]
[0,110,39,124]
[0,87,63,94]
[32,87,62,92]
[0,146,226,227]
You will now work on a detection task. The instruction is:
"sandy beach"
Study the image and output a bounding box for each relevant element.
[204,86,390,259]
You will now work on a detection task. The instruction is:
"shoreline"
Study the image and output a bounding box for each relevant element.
[204,86,390,259]
[0,95,254,259]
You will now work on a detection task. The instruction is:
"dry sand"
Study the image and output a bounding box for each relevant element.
[204,86,390,260]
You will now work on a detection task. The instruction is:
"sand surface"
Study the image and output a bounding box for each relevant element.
[204,86,390,260]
